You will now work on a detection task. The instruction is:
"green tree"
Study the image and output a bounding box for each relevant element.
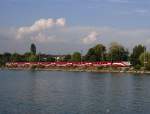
[30,43,36,55]
[63,54,71,62]
[24,52,32,62]
[0,54,5,66]
[85,48,96,61]
[139,52,150,70]
[0,53,12,66]
[47,57,56,62]
[139,52,150,65]
[11,53,22,62]
[85,44,106,62]
[71,52,81,62]
[109,42,129,61]
[130,44,145,66]
[3,53,11,62]
[28,54,38,62]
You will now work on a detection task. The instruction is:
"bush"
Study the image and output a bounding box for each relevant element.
[145,63,150,70]
[134,64,141,70]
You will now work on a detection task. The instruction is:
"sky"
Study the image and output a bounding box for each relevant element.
[0,0,150,54]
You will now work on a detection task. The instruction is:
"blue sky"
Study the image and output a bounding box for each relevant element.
[0,0,150,54]
[1,0,150,27]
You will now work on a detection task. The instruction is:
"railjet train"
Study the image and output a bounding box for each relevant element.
[6,61,131,67]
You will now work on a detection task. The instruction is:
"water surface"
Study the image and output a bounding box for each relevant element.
[0,70,150,114]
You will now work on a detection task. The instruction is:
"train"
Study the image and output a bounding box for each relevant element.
[6,61,131,67]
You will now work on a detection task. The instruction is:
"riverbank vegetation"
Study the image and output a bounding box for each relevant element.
[0,42,149,70]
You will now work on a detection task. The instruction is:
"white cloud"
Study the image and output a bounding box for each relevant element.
[2,24,150,53]
[17,18,66,39]
[82,31,100,44]
[31,33,56,43]
[56,18,66,26]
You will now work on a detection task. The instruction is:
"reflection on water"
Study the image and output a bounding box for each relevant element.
[0,70,150,114]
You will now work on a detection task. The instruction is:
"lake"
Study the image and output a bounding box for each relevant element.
[0,70,150,114]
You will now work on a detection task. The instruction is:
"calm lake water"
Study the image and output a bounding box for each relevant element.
[0,70,150,114]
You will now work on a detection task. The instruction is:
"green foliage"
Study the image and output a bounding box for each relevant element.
[28,54,38,62]
[134,64,142,70]
[30,43,36,55]
[0,42,148,71]
[109,42,129,61]
[0,53,12,66]
[144,63,150,70]
[139,52,150,65]
[63,54,71,62]
[0,54,5,66]
[139,52,150,70]
[85,44,106,62]
[130,44,145,66]
[11,53,23,62]
[85,48,96,61]
[3,53,11,62]
[71,52,81,62]
[46,57,56,62]
[24,52,32,62]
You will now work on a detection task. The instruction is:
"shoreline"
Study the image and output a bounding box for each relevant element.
[2,67,150,74]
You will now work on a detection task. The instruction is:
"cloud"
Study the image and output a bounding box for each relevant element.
[82,31,100,44]
[31,33,56,43]
[17,18,66,39]
[56,18,66,26]
[1,23,150,53]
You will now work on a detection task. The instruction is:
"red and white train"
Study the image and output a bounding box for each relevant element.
[6,61,131,67]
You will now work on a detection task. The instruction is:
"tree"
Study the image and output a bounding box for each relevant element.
[11,53,22,62]
[85,48,96,61]
[94,44,106,61]
[130,44,145,66]
[63,54,71,62]
[71,52,81,62]
[24,52,32,62]
[85,44,106,62]
[47,57,56,62]
[3,53,11,62]
[30,43,36,55]
[139,52,150,70]
[0,54,5,66]
[28,54,38,62]
[108,42,129,61]
[0,53,12,66]
[23,52,38,62]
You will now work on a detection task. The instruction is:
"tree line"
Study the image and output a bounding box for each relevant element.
[0,42,150,70]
